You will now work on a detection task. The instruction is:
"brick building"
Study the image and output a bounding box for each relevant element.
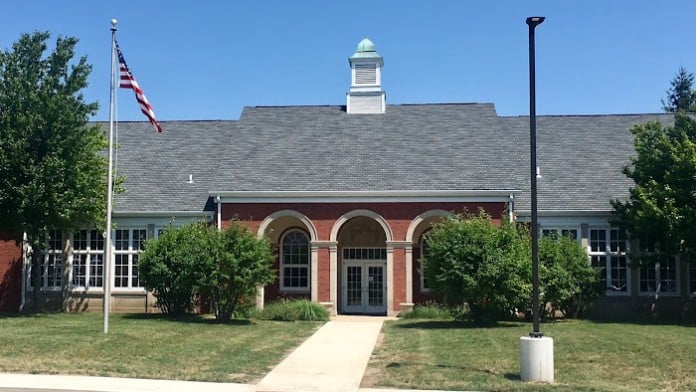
[0,38,691,317]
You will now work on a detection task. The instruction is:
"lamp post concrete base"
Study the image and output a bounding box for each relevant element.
[520,336,554,383]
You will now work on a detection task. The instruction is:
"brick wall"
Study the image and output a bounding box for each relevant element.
[221,201,506,312]
[222,202,505,241]
[0,233,22,312]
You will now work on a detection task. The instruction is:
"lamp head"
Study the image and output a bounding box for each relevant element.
[526,16,545,27]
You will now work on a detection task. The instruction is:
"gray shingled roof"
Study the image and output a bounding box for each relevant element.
[106,104,674,214]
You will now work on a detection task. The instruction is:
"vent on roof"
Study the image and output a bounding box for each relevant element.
[354,63,377,85]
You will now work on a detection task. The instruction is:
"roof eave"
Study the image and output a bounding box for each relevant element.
[210,190,520,204]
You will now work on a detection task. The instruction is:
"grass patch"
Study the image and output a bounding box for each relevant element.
[254,299,329,321]
[364,318,696,391]
[0,312,322,383]
[401,303,452,320]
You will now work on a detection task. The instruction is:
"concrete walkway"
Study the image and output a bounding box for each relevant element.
[256,315,387,391]
[0,316,459,392]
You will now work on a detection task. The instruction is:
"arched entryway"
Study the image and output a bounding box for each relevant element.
[258,210,318,304]
[331,210,392,315]
[406,210,451,304]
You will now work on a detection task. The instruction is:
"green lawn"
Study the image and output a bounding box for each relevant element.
[363,318,696,392]
[0,312,322,383]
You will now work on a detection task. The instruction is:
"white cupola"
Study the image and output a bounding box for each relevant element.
[346,38,385,114]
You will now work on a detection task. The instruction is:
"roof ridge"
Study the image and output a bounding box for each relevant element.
[506,112,671,118]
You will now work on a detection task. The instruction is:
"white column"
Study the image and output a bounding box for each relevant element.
[386,245,394,316]
[62,234,73,311]
[310,244,319,302]
[329,244,338,316]
[256,285,264,310]
[20,232,29,311]
[405,245,413,304]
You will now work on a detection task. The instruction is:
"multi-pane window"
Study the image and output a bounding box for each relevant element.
[640,259,677,295]
[114,229,146,289]
[342,248,387,260]
[72,230,104,288]
[589,228,629,294]
[637,237,677,295]
[542,228,579,240]
[281,230,310,290]
[33,230,64,289]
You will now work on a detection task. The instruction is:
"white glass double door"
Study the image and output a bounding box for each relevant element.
[342,261,387,314]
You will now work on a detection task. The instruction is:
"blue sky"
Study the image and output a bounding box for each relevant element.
[1,1,695,121]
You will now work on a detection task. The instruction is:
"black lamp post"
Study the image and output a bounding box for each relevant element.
[526,15,544,338]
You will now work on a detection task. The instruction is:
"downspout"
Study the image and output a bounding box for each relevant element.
[508,193,515,222]
[19,232,28,312]
[216,195,222,231]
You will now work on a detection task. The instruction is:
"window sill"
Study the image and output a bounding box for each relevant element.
[111,288,147,295]
[604,291,630,296]
[638,292,680,297]
[280,287,310,293]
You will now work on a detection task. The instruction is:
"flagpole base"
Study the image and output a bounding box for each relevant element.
[520,336,554,383]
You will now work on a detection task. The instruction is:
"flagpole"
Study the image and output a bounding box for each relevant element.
[104,19,117,334]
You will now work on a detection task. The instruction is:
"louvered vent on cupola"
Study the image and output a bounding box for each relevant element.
[346,38,385,114]
[354,63,377,85]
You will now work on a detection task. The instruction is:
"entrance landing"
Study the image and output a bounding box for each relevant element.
[255,316,389,392]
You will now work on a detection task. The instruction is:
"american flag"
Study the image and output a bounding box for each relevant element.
[115,41,163,133]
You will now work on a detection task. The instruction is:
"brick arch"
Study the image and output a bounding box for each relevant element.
[405,209,452,243]
[257,209,318,241]
[329,209,393,243]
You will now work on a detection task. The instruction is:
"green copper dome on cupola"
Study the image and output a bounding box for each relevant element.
[350,37,382,59]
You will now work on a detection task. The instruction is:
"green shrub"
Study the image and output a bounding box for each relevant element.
[139,222,215,316]
[205,222,276,322]
[255,299,329,321]
[539,235,603,319]
[401,303,452,320]
[423,211,532,325]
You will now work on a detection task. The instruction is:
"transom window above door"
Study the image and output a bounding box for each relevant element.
[343,248,387,260]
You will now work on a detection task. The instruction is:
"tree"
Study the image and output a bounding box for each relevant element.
[205,222,275,322]
[661,67,696,112]
[139,222,215,316]
[612,114,696,279]
[0,32,106,308]
[423,211,532,324]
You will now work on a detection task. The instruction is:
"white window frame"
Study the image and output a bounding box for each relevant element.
[541,227,580,241]
[639,257,679,297]
[113,228,147,291]
[31,230,64,290]
[70,229,105,291]
[280,229,310,292]
[589,227,631,296]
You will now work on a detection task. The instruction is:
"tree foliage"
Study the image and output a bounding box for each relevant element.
[662,67,696,113]
[0,31,106,307]
[612,114,696,266]
[206,222,275,322]
[423,211,532,324]
[0,32,105,240]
